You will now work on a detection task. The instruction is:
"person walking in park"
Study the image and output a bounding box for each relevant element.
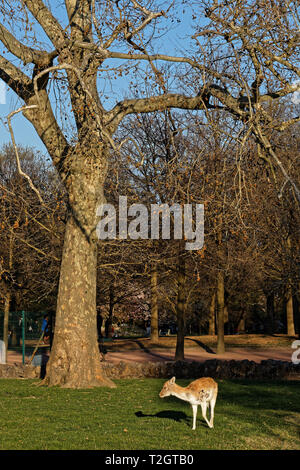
[42,315,50,344]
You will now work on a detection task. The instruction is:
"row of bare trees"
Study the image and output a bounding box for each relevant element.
[0,145,65,359]
[104,107,299,357]
[1,101,298,361]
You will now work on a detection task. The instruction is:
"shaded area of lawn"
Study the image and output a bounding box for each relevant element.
[0,378,299,450]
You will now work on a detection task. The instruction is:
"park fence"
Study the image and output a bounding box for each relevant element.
[0,310,47,364]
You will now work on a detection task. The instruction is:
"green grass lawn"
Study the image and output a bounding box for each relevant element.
[0,378,299,450]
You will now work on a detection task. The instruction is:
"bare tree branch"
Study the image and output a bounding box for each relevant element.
[22,0,67,49]
[7,105,44,204]
[253,124,300,204]
[0,23,54,65]
[0,54,32,100]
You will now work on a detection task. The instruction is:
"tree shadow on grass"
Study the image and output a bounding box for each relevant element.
[135,410,210,429]
[187,338,216,354]
[134,340,174,361]
[135,410,189,425]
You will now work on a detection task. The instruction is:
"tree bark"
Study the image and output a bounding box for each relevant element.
[150,264,159,344]
[97,312,103,338]
[237,310,246,334]
[265,292,274,335]
[105,285,114,338]
[224,305,229,334]
[175,245,186,361]
[286,285,295,336]
[296,283,300,340]
[3,234,13,361]
[38,99,116,387]
[208,291,216,335]
[3,292,10,363]
[217,270,225,354]
[43,214,115,388]
[286,236,296,336]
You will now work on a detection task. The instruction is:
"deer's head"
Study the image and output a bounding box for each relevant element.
[159,376,176,398]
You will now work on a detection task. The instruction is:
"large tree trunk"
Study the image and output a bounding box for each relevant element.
[216,270,225,354]
[175,245,186,361]
[40,98,116,387]
[44,214,115,388]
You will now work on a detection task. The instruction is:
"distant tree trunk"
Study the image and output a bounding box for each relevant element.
[150,265,159,343]
[175,244,186,361]
[198,317,202,335]
[224,304,229,334]
[237,310,246,334]
[3,292,10,363]
[105,285,114,338]
[3,235,13,357]
[217,270,225,354]
[286,285,295,336]
[97,312,103,338]
[208,292,216,335]
[286,236,295,336]
[265,292,274,335]
[11,319,21,347]
[296,283,300,339]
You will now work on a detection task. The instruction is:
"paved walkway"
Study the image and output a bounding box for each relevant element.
[6,346,293,365]
[103,347,293,364]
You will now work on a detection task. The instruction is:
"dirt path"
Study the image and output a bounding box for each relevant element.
[103,347,293,364]
[5,334,297,365]
[6,345,293,365]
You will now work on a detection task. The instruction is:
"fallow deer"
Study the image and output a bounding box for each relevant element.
[159,376,218,430]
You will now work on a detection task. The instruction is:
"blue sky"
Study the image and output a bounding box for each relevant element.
[0,93,49,153]
[0,2,196,157]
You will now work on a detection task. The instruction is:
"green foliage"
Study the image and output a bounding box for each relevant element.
[0,378,299,450]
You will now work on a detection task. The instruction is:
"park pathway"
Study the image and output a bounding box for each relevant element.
[6,345,293,365]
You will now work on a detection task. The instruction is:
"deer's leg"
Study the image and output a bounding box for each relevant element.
[191,404,198,430]
[209,395,217,428]
[200,401,212,428]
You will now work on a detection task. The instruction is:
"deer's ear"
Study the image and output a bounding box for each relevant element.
[170,376,176,384]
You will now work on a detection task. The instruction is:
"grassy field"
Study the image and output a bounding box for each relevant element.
[0,378,299,450]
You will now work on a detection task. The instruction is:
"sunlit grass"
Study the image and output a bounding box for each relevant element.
[0,378,299,450]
